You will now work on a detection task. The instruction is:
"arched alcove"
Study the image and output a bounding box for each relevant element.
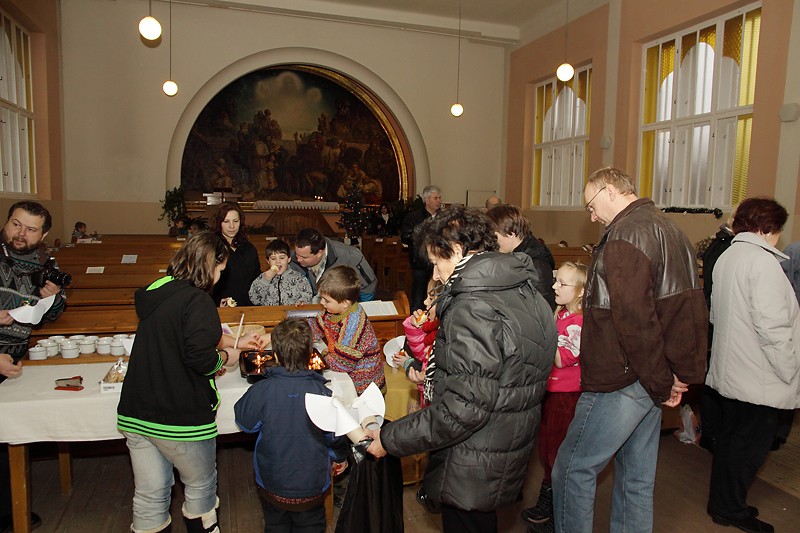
[166,48,429,202]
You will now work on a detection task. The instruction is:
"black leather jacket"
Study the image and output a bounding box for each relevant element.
[582,198,707,402]
[381,252,556,511]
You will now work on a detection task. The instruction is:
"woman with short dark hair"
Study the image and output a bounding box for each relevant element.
[366,205,557,533]
[706,197,799,533]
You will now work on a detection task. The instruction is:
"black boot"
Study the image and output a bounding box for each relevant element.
[183,509,219,533]
[521,481,553,524]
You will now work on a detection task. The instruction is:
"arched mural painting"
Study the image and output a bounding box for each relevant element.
[180,64,408,204]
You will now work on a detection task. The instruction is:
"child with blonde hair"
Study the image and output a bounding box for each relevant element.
[523,261,587,532]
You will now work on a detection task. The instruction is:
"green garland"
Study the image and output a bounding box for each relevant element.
[661,206,723,219]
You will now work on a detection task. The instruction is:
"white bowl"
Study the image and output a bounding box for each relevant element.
[61,346,80,359]
[113,334,129,340]
[98,337,113,344]
[96,343,112,355]
[28,346,47,360]
[110,341,126,356]
[79,341,96,354]
[69,335,86,341]
[85,336,100,343]
[49,335,66,343]
[37,339,56,347]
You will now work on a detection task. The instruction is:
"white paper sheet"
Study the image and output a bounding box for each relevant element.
[305,380,385,439]
[382,335,405,368]
[85,266,105,274]
[8,295,56,325]
[360,300,398,317]
[121,255,138,264]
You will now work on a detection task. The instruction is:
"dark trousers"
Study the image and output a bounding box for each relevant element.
[707,396,778,519]
[441,504,497,533]
[259,496,325,533]
[0,444,10,517]
[410,267,432,312]
[700,384,724,448]
[538,391,582,485]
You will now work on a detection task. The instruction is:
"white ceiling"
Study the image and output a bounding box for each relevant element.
[179,0,583,44]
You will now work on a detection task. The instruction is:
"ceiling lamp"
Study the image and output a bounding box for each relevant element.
[162,0,178,96]
[450,1,464,117]
[138,0,162,41]
[556,0,574,82]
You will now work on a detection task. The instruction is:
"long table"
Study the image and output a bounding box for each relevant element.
[0,361,416,533]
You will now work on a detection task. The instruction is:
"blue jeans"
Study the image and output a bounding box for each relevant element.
[124,431,218,532]
[552,381,662,533]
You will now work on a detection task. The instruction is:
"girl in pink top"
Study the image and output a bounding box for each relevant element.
[522,261,587,531]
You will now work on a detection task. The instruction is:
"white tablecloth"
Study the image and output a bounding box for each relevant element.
[0,363,249,445]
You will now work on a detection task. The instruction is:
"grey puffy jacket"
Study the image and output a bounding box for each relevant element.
[381,252,556,511]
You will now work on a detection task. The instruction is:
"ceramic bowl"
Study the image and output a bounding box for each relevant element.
[98,337,114,345]
[69,335,86,341]
[85,335,100,343]
[110,341,126,356]
[113,334,129,340]
[48,335,66,343]
[96,343,112,355]
[28,346,47,361]
[61,345,80,359]
[79,340,96,354]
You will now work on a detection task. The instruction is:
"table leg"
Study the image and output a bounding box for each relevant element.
[58,442,72,495]
[9,444,31,533]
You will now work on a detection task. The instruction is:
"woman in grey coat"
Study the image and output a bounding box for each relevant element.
[706,197,799,533]
[367,206,556,533]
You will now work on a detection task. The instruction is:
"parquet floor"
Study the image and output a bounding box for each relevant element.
[21,418,800,532]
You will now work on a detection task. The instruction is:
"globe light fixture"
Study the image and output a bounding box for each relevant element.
[163,80,178,96]
[556,0,574,82]
[451,1,464,117]
[162,0,178,97]
[138,1,161,40]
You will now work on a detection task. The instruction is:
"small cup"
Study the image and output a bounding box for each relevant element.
[61,345,80,359]
[69,335,86,341]
[98,337,114,345]
[96,343,112,355]
[85,336,100,343]
[79,340,96,354]
[28,346,47,361]
[110,340,126,356]
[49,335,66,343]
[113,334,129,340]
[37,339,54,346]
[44,341,60,357]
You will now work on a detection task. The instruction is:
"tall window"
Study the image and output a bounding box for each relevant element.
[532,66,592,207]
[639,3,760,209]
[0,8,35,194]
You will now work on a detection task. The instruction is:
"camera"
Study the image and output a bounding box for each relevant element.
[30,258,72,288]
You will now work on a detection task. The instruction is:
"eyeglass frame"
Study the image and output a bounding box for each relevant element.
[584,185,607,213]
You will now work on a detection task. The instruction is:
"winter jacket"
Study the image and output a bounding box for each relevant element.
[547,309,582,393]
[782,240,800,305]
[514,236,556,310]
[381,252,556,512]
[117,277,224,440]
[706,233,800,409]
[212,239,261,307]
[234,366,349,499]
[290,238,377,301]
[581,198,708,403]
[249,268,313,306]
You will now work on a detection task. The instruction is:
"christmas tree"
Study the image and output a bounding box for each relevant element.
[337,186,373,242]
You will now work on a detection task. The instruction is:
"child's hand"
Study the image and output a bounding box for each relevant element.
[392,351,411,368]
[237,331,261,350]
[411,309,428,327]
[331,460,348,477]
[263,265,280,281]
[259,333,271,348]
[407,368,425,384]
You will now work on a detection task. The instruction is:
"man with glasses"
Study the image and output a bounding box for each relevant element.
[551,167,707,533]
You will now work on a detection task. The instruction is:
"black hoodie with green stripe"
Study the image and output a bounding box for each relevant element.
[117,277,224,441]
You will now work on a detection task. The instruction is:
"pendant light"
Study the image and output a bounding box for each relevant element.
[450,1,464,117]
[138,0,162,41]
[556,0,574,82]
[162,0,178,96]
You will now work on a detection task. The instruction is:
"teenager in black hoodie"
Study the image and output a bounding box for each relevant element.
[118,232,262,533]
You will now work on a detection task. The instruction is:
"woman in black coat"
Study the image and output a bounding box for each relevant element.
[210,202,262,307]
[366,206,557,533]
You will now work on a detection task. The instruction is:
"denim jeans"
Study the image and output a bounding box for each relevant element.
[124,431,218,532]
[552,381,662,533]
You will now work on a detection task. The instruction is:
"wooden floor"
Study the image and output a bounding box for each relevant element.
[22,417,800,532]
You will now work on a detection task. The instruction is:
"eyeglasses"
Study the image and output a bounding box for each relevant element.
[553,280,575,288]
[584,186,607,213]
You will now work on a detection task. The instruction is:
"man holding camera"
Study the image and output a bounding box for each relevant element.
[0,201,67,532]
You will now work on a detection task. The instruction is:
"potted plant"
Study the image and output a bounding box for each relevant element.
[159,186,187,227]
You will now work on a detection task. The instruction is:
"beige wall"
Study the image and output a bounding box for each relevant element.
[507,0,800,248]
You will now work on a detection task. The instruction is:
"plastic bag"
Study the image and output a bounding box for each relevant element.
[674,404,701,445]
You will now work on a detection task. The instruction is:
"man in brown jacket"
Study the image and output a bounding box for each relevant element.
[550,167,707,533]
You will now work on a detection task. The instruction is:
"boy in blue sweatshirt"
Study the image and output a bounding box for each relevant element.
[235,318,348,532]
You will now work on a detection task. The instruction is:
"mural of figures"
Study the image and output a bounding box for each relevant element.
[180,66,403,203]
